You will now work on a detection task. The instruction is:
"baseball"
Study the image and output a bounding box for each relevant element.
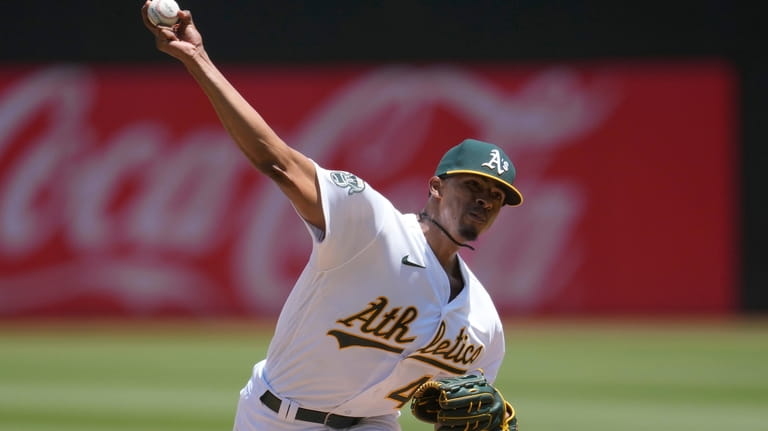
[148,0,180,26]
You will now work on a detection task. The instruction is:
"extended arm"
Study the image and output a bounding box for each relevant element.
[140,1,324,230]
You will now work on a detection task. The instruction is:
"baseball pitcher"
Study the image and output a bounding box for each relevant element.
[141,2,521,430]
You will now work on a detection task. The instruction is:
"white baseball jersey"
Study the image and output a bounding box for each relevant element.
[237,163,506,427]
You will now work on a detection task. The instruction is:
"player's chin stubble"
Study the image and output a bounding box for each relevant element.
[458,224,479,242]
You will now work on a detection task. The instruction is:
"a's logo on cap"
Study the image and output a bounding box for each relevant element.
[481,149,510,176]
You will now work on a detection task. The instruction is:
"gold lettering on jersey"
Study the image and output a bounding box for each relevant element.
[328,296,418,353]
[336,296,417,343]
[407,321,484,374]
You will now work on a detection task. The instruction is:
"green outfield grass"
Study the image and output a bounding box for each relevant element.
[1,318,767,430]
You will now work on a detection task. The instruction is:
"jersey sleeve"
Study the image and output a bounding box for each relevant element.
[306,163,396,270]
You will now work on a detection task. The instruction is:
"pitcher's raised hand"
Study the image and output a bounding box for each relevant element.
[141,0,203,65]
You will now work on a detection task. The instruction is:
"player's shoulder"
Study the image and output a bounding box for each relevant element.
[461,262,502,309]
[318,164,399,209]
[459,258,487,290]
[315,165,367,194]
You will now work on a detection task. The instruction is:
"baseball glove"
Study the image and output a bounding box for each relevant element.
[410,374,517,431]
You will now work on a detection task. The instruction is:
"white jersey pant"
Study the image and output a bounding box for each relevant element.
[232,364,401,431]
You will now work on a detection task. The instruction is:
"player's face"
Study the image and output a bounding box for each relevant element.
[439,174,505,241]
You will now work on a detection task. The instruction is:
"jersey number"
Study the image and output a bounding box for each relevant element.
[387,375,433,408]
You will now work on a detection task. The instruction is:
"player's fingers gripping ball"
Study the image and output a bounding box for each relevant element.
[411,374,518,431]
[148,0,181,26]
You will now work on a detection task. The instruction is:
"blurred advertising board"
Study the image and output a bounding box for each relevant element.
[0,62,737,317]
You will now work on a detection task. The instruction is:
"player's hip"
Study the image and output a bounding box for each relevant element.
[234,362,400,430]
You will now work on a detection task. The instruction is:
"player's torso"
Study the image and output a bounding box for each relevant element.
[263,211,502,417]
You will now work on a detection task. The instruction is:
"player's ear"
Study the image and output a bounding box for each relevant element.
[428,176,444,200]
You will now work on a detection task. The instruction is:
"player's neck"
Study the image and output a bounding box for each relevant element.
[423,227,464,300]
[442,253,465,301]
[419,216,462,272]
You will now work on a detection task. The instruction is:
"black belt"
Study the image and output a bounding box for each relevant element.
[259,390,362,429]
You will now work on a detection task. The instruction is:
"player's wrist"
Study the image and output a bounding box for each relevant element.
[182,47,212,73]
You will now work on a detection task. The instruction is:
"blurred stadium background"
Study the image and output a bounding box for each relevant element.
[1,1,766,430]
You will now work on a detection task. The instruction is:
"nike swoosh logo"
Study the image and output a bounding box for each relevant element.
[401,255,426,269]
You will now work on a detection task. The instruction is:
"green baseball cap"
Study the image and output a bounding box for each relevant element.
[435,139,523,206]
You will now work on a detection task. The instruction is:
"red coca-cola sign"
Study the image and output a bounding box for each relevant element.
[0,62,737,316]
